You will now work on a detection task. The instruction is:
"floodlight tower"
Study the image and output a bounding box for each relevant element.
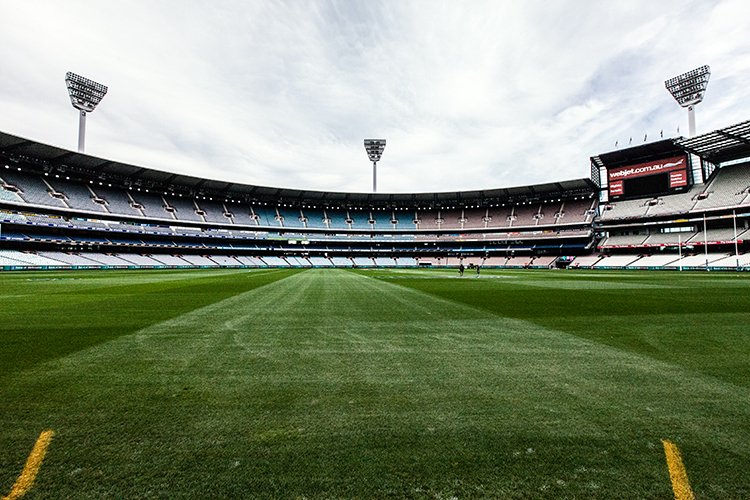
[665,65,710,137]
[65,72,108,153]
[364,139,386,192]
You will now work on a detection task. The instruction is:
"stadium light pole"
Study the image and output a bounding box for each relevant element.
[665,65,710,138]
[65,72,108,153]
[364,139,386,193]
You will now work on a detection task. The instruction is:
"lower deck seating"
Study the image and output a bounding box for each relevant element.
[593,255,640,268]
[286,256,311,267]
[481,257,508,267]
[210,255,243,267]
[664,253,726,268]
[260,256,289,267]
[81,254,133,266]
[530,256,557,268]
[116,254,166,266]
[150,254,192,266]
[395,257,417,266]
[352,257,374,267]
[373,257,396,266]
[626,254,681,268]
[178,255,220,266]
[36,251,98,266]
[1,250,747,270]
[330,257,352,267]
[308,256,333,267]
[1,250,67,266]
[709,253,750,268]
[569,255,603,268]
[504,256,533,267]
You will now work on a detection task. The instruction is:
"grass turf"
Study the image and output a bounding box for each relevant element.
[0,267,748,498]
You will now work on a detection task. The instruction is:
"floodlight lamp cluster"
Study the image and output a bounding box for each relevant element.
[364,139,386,162]
[664,65,711,107]
[65,72,108,112]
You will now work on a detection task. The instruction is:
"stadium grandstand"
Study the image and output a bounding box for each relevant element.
[1,119,750,271]
[0,129,597,270]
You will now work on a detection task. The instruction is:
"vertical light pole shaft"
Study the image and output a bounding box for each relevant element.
[373,161,377,193]
[78,110,87,153]
[687,105,696,137]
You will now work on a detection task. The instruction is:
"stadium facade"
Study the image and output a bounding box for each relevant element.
[1,120,749,271]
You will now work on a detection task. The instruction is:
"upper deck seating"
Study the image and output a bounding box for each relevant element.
[459,208,488,230]
[128,192,173,220]
[415,210,440,230]
[347,209,372,229]
[0,170,67,208]
[326,209,349,230]
[46,178,107,213]
[164,196,205,222]
[511,204,542,228]
[693,163,750,211]
[250,206,276,227]
[371,211,395,229]
[196,200,233,224]
[90,185,144,216]
[300,208,327,229]
[277,207,305,229]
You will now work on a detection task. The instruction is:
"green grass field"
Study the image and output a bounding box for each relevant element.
[1,268,749,498]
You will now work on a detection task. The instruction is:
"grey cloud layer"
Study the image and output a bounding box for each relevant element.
[0,0,748,193]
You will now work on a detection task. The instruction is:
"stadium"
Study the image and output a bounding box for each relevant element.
[1,118,749,271]
[2,2,750,499]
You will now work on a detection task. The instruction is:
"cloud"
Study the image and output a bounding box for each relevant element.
[0,0,749,194]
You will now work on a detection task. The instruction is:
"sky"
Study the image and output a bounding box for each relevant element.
[1,0,749,194]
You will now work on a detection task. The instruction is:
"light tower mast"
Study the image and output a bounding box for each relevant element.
[665,65,711,137]
[65,72,108,153]
[364,139,386,193]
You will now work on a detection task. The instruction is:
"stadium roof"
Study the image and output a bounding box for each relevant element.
[592,119,750,170]
[674,120,750,164]
[0,130,596,207]
[591,139,685,170]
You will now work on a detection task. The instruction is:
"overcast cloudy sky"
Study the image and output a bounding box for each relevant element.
[1,0,749,193]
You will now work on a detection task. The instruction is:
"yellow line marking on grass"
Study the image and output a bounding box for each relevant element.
[2,430,55,500]
[662,439,695,500]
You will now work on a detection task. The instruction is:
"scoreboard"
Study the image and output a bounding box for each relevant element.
[608,155,689,199]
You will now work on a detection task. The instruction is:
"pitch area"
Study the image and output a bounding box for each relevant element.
[1,268,749,498]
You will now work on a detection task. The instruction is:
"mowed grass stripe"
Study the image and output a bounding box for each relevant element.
[0,268,298,378]
[365,269,750,496]
[0,269,748,497]
[376,268,750,387]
